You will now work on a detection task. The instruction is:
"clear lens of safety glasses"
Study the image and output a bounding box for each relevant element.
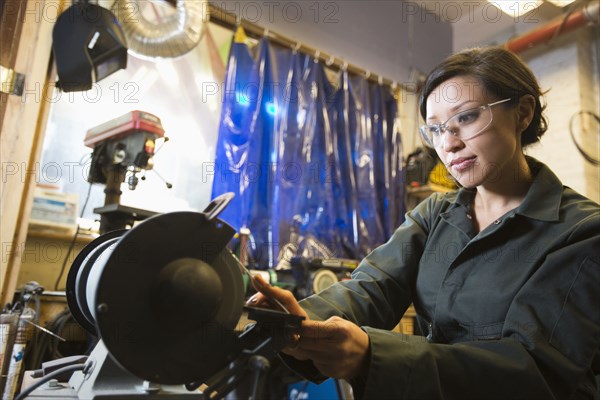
[420,98,512,148]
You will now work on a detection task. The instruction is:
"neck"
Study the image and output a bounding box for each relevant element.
[475,154,533,213]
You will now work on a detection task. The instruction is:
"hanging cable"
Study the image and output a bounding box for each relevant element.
[545,0,580,47]
[53,166,94,291]
[26,306,96,372]
[569,110,600,166]
[15,362,89,400]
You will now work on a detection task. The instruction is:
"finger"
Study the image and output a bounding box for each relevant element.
[246,293,300,315]
[300,319,341,340]
[246,293,263,305]
[246,291,288,310]
[282,332,337,357]
[253,275,307,317]
[250,274,268,292]
[281,337,326,359]
[245,293,279,311]
[245,293,264,306]
[292,337,339,352]
[245,292,265,305]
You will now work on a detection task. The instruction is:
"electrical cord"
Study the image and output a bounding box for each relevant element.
[54,141,104,292]
[26,309,69,371]
[26,307,97,372]
[543,0,587,47]
[48,310,71,360]
[569,110,600,166]
[15,362,89,400]
[53,177,93,291]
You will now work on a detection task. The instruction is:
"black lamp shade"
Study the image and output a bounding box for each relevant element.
[52,3,127,92]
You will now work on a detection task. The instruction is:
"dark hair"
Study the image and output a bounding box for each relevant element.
[419,47,548,147]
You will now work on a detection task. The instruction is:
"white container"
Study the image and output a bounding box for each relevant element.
[29,186,78,235]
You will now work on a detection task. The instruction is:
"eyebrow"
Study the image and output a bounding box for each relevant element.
[426,100,478,122]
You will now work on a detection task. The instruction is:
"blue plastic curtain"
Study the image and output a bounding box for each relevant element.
[211,36,258,231]
[212,35,404,267]
[341,73,386,256]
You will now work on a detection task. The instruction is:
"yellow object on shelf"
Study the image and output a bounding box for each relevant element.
[429,162,457,190]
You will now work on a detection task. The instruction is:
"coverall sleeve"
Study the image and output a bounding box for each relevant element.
[285,202,600,399]
[299,191,432,326]
[360,214,600,399]
[280,196,432,384]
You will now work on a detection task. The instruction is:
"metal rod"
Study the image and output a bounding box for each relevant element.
[21,318,67,342]
[207,3,414,94]
[226,249,290,314]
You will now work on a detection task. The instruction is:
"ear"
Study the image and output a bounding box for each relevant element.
[517,95,536,133]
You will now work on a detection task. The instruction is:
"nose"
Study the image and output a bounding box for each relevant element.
[441,128,463,153]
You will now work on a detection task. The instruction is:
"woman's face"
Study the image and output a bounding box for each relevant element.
[425,75,522,189]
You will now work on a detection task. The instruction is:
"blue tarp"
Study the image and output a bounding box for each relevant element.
[212,38,258,231]
[212,37,404,267]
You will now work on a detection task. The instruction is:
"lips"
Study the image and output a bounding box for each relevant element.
[449,156,477,172]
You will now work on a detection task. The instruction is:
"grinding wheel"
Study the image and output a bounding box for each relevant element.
[89,212,243,384]
[66,230,126,336]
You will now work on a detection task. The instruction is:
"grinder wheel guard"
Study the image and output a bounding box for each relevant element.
[67,208,245,384]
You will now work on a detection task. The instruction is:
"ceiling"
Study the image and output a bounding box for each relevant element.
[415,0,573,50]
[422,0,569,23]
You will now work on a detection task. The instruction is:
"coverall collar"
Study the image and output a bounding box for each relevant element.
[450,156,562,223]
[513,156,562,222]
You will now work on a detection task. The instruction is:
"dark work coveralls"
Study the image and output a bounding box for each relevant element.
[284,157,600,399]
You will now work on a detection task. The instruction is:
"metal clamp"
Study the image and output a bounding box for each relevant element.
[0,64,25,96]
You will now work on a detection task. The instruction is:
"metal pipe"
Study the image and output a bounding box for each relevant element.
[207,3,410,92]
[504,1,599,54]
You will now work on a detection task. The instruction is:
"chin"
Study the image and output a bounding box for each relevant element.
[451,172,482,189]
[459,182,478,189]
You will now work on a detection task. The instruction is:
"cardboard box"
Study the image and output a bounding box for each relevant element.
[29,187,78,235]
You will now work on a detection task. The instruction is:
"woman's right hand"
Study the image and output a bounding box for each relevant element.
[245,275,371,381]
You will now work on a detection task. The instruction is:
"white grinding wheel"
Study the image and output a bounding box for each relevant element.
[312,268,339,294]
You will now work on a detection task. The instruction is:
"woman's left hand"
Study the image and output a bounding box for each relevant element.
[285,316,370,381]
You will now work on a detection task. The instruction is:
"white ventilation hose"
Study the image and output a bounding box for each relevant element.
[112,0,208,59]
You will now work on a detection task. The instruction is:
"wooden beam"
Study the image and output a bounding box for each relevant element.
[0,0,62,305]
[0,0,26,125]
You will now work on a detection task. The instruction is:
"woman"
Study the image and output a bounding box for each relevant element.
[249,47,600,399]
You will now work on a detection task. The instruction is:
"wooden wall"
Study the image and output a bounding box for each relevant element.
[1,0,61,305]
